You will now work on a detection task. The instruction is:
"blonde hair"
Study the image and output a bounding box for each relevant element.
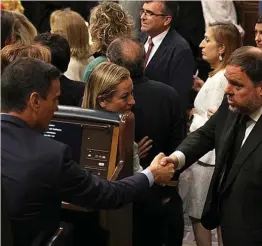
[50,8,91,60]
[82,62,130,109]
[1,43,51,72]
[208,22,242,77]
[12,11,37,45]
[89,2,134,55]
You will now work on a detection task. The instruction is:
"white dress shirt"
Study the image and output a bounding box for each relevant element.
[172,106,262,169]
[144,28,169,67]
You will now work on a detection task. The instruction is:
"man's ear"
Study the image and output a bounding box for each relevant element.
[259,82,262,97]
[164,16,172,27]
[29,92,41,112]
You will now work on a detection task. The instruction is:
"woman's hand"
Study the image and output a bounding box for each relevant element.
[192,76,204,92]
[207,108,218,119]
[137,136,153,159]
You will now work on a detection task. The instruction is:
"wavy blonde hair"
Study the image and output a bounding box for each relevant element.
[89,2,134,55]
[82,62,130,110]
[12,11,37,45]
[1,43,51,72]
[50,8,91,60]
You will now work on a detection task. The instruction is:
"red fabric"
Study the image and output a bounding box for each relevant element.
[144,37,154,67]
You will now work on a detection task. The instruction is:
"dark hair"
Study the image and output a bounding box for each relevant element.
[106,37,145,77]
[34,32,71,73]
[1,10,15,49]
[228,46,262,85]
[257,13,262,24]
[162,1,179,20]
[1,58,61,112]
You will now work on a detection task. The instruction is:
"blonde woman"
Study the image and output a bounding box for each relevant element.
[179,22,242,246]
[82,62,143,173]
[83,2,134,81]
[2,0,24,13]
[1,43,51,72]
[11,12,37,45]
[50,8,93,81]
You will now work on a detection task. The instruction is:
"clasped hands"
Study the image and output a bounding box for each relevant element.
[148,153,179,185]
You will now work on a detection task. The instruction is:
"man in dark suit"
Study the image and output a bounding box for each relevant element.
[140,1,194,111]
[161,46,262,246]
[1,58,175,246]
[107,37,186,246]
[34,32,84,106]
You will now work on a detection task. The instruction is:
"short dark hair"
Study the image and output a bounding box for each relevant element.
[106,37,145,78]
[162,1,179,20]
[257,13,262,24]
[228,46,262,85]
[1,58,61,112]
[1,10,15,49]
[34,32,71,73]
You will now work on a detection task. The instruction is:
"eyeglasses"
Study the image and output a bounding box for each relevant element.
[140,9,168,17]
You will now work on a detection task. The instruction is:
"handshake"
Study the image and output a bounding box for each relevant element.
[147,153,179,185]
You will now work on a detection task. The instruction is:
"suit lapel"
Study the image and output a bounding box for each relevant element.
[146,41,168,71]
[143,31,170,71]
[222,114,262,192]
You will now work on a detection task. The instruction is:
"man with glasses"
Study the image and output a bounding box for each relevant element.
[140,1,194,114]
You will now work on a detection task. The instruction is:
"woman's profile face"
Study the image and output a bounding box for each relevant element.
[101,76,135,113]
[199,27,221,66]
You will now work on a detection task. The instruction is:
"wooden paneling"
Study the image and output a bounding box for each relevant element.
[235,1,259,46]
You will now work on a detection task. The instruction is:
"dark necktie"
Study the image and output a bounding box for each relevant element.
[221,114,250,188]
[230,114,250,162]
[144,37,154,68]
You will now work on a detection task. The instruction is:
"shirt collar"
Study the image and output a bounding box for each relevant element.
[248,106,262,122]
[147,28,169,47]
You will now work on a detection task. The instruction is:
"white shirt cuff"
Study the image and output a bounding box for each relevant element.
[170,151,185,170]
[141,168,154,187]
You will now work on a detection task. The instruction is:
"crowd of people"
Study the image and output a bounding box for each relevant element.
[1,1,262,246]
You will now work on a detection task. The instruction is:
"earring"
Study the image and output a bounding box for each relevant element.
[219,55,223,62]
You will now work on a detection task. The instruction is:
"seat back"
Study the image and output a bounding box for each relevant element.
[46,106,134,180]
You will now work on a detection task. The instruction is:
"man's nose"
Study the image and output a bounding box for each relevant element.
[141,12,146,20]
[224,83,232,94]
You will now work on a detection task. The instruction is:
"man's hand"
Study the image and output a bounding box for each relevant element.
[148,153,175,184]
[137,136,153,159]
[160,154,179,169]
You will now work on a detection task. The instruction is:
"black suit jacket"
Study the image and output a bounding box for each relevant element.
[171,1,205,49]
[141,28,195,110]
[177,102,262,246]
[1,114,150,246]
[59,75,85,106]
[132,75,186,168]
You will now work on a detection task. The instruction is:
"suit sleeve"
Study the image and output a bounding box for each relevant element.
[169,46,195,110]
[176,101,226,168]
[57,148,150,209]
